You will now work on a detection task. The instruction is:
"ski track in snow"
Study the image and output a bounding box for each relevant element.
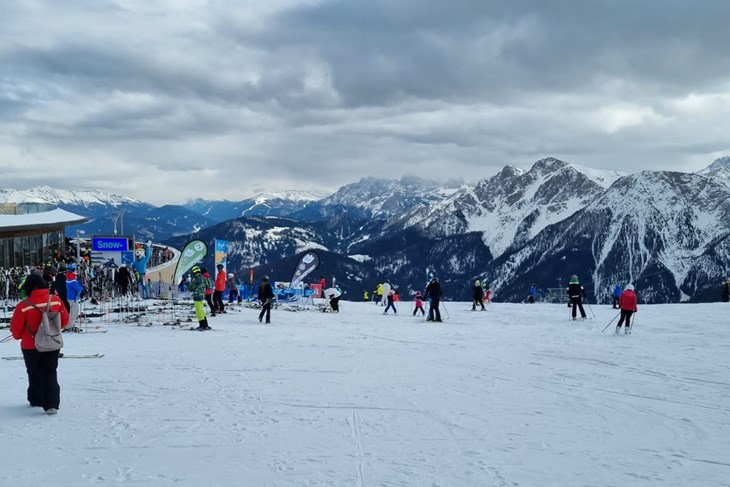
[1,301,729,486]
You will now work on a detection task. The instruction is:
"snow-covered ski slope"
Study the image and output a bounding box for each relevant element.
[1,301,727,486]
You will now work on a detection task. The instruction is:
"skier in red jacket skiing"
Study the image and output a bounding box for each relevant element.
[615,284,638,335]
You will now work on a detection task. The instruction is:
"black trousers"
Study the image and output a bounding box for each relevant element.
[384,301,397,313]
[472,298,485,310]
[570,297,586,318]
[428,301,442,321]
[413,305,425,316]
[330,297,340,312]
[259,302,271,323]
[213,290,225,312]
[22,348,61,411]
[228,289,240,303]
[205,294,216,315]
[617,309,634,327]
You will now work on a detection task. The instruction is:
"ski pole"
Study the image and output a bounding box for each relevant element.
[1,334,14,343]
[441,302,450,320]
[601,312,621,333]
[586,300,596,318]
[629,314,636,334]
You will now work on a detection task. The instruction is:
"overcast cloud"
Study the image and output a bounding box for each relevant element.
[1,0,729,205]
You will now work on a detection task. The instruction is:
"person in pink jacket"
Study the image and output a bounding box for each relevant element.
[615,284,638,335]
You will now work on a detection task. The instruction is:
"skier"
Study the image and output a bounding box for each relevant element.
[189,265,211,330]
[214,264,226,313]
[612,283,622,309]
[363,290,369,302]
[615,284,638,334]
[566,275,587,320]
[227,273,241,304]
[424,277,443,322]
[10,273,70,414]
[257,275,274,324]
[323,286,342,312]
[375,283,383,305]
[413,291,425,316]
[472,280,485,310]
[722,278,730,303]
[383,289,397,314]
[528,283,537,303]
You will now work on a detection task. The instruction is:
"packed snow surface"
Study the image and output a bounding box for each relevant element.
[1,301,728,486]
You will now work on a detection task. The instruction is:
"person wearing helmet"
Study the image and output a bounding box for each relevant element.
[424,277,443,322]
[472,279,485,311]
[214,264,227,314]
[615,284,638,335]
[189,265,211,330]
[257,275,275,324]
[566,275,587,320]
[227,272,241,304]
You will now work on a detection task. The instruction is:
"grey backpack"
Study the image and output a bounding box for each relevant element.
[24,295,64,352]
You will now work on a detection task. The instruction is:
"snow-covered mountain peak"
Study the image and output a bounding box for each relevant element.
[0,186,143,207]
[698,156,730,184]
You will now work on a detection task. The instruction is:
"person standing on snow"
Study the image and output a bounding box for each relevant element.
[189,265,211,331]
[472,280,485,310]
[722,278,730,303]
[424,277,443,322]
[615,284,638,334]
[612,283,622,309]
[132,242,152,299]
[566,275,587,320]
[375,283,383,305]
[258,275,275,323]
[10,273,70,414]
[528,283,537,303]
[214,264,227,314]
[65,263,85,332]
[227,273,241,304]
[383,289,397,314]
[201,267,216,317]
[413,291,425,316]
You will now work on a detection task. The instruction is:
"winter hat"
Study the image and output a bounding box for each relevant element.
[569,275,579,284]
[23,273,47,295]
[625,284,634,291]
[42,265,58,283]
[191,265,201,275]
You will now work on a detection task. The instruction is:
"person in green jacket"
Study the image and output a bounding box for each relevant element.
[189,265,211,331]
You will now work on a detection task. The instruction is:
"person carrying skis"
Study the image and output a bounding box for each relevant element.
[424,277,443,322]
[528,283,537,303]
[258,275,275,323]
[472,280,485,310]
[566,275,587,320]
[615,284,638,334]
[722,278,730,303]
[413,291,425,316]
[383,289,397,314]
[189,265,211,330]
[612,283,622,309]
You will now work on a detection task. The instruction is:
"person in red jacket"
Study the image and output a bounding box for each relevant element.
[214,264,227,314]
[10,273,70,414]
[615,284,638,335]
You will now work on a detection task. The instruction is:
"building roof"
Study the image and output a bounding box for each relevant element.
[0,208,88,238]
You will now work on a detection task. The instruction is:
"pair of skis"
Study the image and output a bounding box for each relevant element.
[2,353,104,360]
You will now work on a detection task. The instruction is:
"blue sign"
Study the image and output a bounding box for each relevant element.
[121,251,135,264]
[92,237,129,252]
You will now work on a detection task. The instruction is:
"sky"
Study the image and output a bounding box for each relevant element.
[2,300,728,486]
[1,0,730,205]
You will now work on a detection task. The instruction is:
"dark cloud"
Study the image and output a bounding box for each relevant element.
[1,1,729,204]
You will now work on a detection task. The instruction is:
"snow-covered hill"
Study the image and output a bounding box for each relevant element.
[698,156,730,185]
[0,186,142,207]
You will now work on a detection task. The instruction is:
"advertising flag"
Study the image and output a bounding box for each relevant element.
[173,239,208,284]
[214,239,228,273]
[290,251,320,289]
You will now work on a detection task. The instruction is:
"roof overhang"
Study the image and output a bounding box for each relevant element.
[0,208,88,239]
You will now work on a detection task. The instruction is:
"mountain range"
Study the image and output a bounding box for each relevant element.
[2,156,729,303]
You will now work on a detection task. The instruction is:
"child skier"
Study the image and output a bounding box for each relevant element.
[413,291,425,316]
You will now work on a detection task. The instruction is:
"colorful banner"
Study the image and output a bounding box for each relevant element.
[173,240,208,284]
[290,251,320,289]
[214,239,228,273]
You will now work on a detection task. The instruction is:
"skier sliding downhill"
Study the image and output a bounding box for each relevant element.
[567,275,587,320]
[615,284,638,334]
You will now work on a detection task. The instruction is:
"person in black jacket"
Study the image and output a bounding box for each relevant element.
[424,277,443,322]
[257,276,275,324]
[472,280,485,311]
[566,275,587,320]
[722,278,730,303]
[44,265,70,313]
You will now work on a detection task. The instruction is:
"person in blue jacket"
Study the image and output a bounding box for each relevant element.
[528,283,537,303]
[612,283,622,309]
[65,263,85,332]
[132,242,152,299]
